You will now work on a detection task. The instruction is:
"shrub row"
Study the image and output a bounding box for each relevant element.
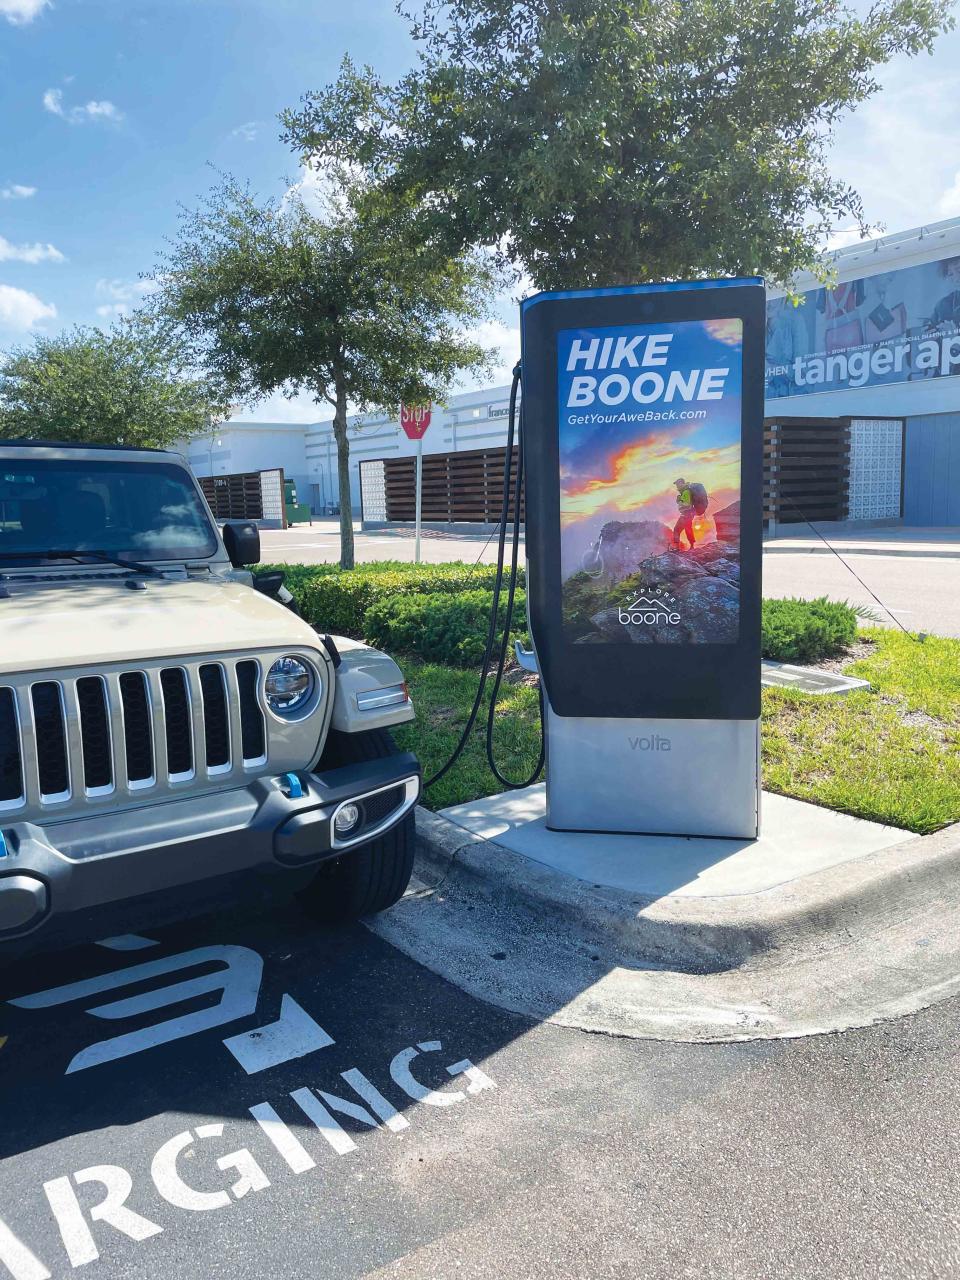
[365,588,528,667]
[267,561,525,639]
[267,564,857,667]
[761,596,858,663]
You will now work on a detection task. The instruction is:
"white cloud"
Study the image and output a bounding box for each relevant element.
[826,32,960,234]
[937,171,960,219]
[0,235,65,264]
[825,225,885,253]
[43,88,124,125]
[457,319,520,390]
[1,184,36,200]
[95,277,156,307]
[0,283,56,329]
[0,0,48,25]
[228,388,327,425]
[231,122,261,143]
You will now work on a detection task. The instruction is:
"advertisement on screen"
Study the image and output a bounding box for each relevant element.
[558,317,743,646]
[766,253,960,398]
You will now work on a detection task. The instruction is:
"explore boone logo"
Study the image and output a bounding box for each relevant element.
[618,587,681,629]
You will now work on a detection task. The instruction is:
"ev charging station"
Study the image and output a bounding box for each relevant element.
[519,279,765,840]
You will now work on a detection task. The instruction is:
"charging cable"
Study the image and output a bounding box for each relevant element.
[423,363,545,790]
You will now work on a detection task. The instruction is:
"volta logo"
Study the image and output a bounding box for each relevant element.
[618,586,681,628]
[629,734,672,752]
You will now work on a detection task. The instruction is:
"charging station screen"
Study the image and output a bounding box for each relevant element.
[557,317,743,646]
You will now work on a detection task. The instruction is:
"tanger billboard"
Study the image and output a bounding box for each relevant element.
[766,253,960,398]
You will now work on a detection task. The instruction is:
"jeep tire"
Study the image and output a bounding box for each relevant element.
[299,727,416,922]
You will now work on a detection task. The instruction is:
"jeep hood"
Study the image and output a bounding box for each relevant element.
[0,577,323,676]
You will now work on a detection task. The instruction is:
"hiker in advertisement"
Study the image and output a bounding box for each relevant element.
[673,478,709,551]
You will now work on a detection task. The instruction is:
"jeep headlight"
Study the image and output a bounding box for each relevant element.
[264,656,316,715]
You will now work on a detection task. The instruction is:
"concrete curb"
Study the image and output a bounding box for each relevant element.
[414,807,960,970]
[763,543,960,560]
[365,808,960,1043]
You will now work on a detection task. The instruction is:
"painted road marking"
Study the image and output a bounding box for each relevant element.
[95,936,159,952]
[0,1220,49,1280]
[9,945,333,1077]
[0,1038,497,1278]
[222,993,334,1074]
[249,1103,318,1175]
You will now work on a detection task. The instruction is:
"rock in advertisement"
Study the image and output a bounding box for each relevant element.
[558,317,743,646]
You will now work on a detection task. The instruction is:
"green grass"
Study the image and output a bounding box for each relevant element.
[761,686,958,835]
[847,628,960,719]
[391,658,543,812]
[395,631,960,833]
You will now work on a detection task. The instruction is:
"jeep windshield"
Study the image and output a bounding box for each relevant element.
[0,458,218,565]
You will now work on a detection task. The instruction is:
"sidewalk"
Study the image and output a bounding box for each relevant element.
[367,789,960,1044]
[765,526,960,559]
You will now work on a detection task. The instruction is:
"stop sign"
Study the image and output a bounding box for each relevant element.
[400,403,432,440]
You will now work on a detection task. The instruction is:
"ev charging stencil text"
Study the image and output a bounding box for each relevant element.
[0,1036,496,1278]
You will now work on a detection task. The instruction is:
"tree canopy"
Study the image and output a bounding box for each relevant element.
[283,0,954,291]
[150,174,496,565]
[0,323,226,448]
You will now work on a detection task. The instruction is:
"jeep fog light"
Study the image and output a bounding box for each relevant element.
[265,656,315,714]
[334,803,361,835]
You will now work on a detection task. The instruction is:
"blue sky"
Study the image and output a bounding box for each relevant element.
[2,0,959,424]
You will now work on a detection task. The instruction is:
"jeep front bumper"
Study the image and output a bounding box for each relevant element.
[0,753,420,941]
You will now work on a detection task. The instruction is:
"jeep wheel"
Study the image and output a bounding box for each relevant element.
[299,728,417,921]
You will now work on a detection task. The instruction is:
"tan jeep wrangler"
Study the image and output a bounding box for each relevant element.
[0,442,420,952]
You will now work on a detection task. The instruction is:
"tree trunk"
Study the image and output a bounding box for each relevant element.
[332,373,355,570]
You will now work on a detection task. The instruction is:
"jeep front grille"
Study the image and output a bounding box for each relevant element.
[0,652,313,815]
[0,687,23,804]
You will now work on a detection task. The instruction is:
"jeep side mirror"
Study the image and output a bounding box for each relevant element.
[222,520,261,567]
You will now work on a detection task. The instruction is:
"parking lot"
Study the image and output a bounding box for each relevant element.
[4,892,960,1280]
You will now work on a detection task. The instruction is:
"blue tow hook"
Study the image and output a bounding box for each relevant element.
[282,772,304,800]
[0,830,7,859]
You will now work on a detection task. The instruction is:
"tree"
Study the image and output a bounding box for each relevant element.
[0,322,225,448]
[150,174,496,568]
[282,1,954,291]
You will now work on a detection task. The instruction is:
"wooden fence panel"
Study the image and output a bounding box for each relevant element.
[364,420,850,530]
[199,471,264,521]
[763,417,850,527]
[380,446,524,524]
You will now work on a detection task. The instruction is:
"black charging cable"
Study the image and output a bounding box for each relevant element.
[484,392,546,788]
[423,363,528,788]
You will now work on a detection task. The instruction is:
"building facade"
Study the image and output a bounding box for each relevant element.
[184,217,960,528]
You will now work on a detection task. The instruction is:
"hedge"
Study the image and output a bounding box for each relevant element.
[264,564,858,668]
[266,561,525,639]
[761,596,858,663]
[364,588,528,667]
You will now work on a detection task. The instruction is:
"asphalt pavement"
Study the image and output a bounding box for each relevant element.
[3,894,960,1279]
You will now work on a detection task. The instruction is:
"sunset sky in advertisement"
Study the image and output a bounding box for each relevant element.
[558,318,743,559]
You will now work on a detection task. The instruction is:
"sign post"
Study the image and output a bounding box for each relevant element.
[400,404,432,563]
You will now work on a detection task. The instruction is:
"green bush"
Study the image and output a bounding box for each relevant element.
[364,588,528,666]
[761,596,858,663]
[278,561,524,638]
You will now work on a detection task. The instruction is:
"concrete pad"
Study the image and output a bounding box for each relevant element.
[761,661,871,695]
[439,785,904,899]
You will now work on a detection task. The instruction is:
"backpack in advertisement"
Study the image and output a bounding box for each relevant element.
[689,482,709,515]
